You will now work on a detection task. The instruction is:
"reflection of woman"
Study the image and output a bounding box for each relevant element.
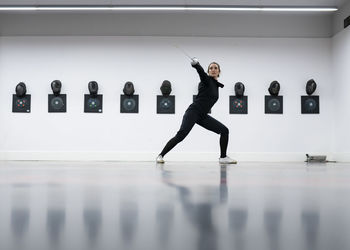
[156,59,236,164]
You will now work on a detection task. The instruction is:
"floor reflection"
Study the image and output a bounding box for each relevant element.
[220,165,228,203]
[83,188,102,246]
[0,162,350,250]
[301,210,319,250]
[159,165,226,250]
[11,183,31,243]
[83,208,102,246]
[120,201,139,247]
[264,209,282,250]
[46,183,66,249]
[11,208,30,241]
[47,209,66,247]
[229,208,248,250]
[156,204,174,248]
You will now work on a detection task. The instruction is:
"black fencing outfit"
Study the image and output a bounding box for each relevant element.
[160,63,229,158]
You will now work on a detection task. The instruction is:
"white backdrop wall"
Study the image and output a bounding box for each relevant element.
[332,27,350,161]
[0,36,333,161]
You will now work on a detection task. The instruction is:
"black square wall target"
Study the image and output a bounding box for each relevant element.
[157,95,175,114]
[265,96,283,114]
[12,94,31,113]
[301,96,319,114]
[193,95,211,114]
[230,96,248,114]
[48,94,66,112]
[84,94,103,113]
[120,95,139,113]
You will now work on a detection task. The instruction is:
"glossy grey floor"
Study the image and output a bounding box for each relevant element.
[0,161,349,250]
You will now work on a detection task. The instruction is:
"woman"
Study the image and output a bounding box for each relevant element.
[156,58,236,164]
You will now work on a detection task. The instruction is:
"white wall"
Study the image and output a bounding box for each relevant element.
[331,27,350,161]
[0,36,333,161]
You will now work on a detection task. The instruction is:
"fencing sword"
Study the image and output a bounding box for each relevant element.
[172,44,197,62]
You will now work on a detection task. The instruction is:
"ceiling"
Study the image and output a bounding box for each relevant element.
[0,0,347,37]
[0,0,348,8]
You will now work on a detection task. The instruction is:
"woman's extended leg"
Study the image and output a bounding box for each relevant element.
[159,109,200,157]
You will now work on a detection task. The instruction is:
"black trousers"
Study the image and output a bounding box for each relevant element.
[160,108,229,158]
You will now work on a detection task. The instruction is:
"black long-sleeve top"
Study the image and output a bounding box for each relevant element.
[189,63,224,114]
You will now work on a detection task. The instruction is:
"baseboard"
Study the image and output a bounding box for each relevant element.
[332,153,350,162]
[0,151,344,162]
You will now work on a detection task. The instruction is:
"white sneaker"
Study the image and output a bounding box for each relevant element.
[156,155,165,164]
[219,156,237,164]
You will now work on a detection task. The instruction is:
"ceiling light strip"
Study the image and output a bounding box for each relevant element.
[0,6,338,12]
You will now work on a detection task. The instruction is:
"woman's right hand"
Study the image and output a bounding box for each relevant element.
[190,57,199,66]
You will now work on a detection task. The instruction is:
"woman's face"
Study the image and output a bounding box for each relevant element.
[208,63,220,79]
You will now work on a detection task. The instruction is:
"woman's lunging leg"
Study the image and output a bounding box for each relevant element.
[219,132,229,158]
[160,110,199,157]
[197,115,229,158]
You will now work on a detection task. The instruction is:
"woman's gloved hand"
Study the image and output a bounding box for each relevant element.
[190,57,199,66]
